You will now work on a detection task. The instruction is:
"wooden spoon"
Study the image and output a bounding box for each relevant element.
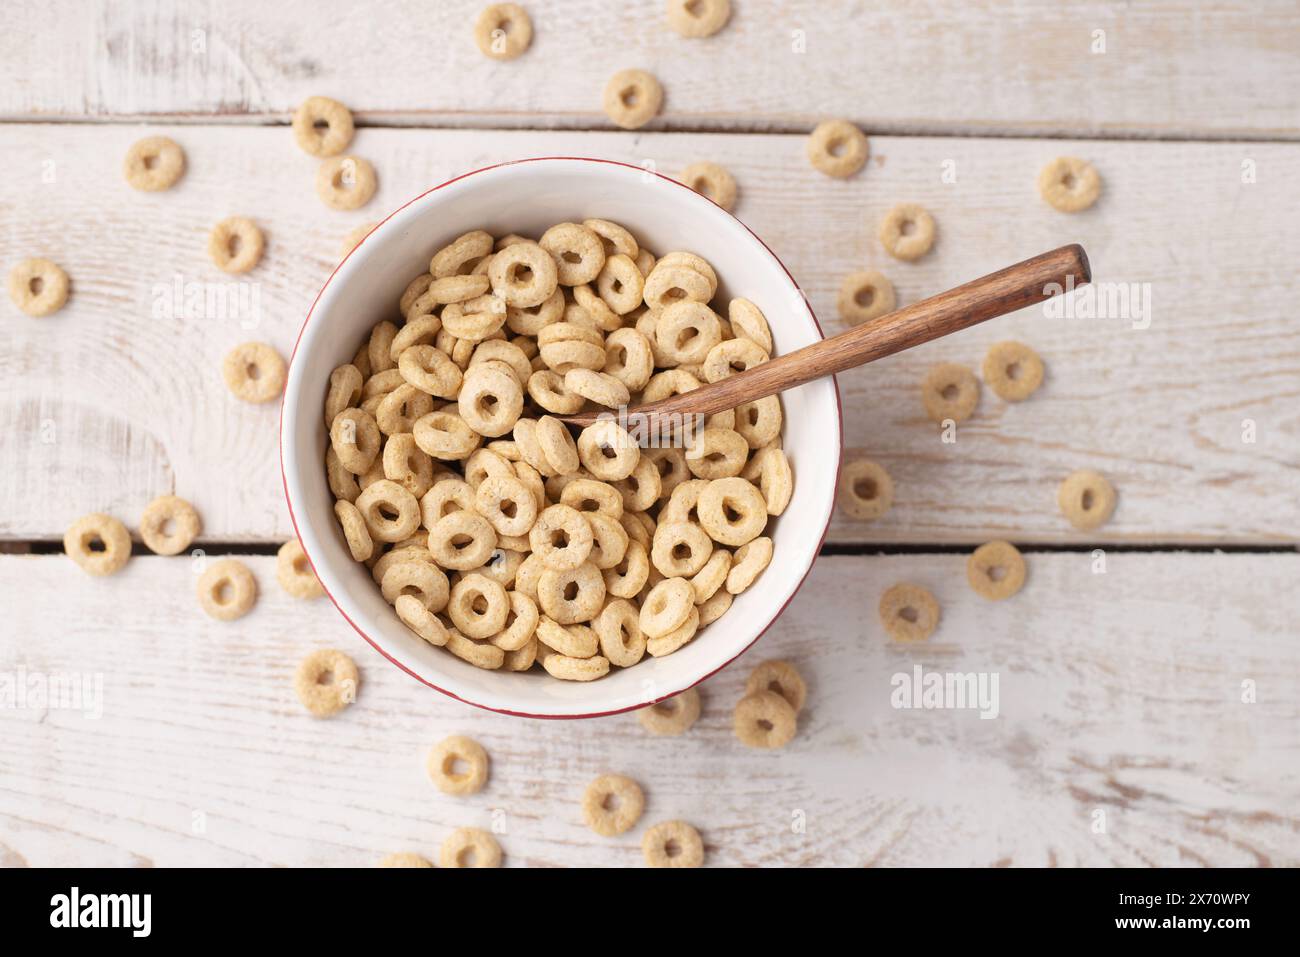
[560,243,1090,429]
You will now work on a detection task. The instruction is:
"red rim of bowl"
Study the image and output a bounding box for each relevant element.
[279,156,844,719]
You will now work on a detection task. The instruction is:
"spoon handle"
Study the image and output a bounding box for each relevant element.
[563,243,1090,427]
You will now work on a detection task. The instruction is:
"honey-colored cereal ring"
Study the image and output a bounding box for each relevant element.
[488,241,559,308]
[728,297,773,353]
[368,321,401,374]
[604,539,650,599]
[382,560,450,611]
[440,827,502,868]
[726,536,773,594]
[536,615,600,657]
[139,495,201,555]
[560,478,624,519]
[324,363,363,427]
[277,538,324,599]
[529,503,594,571]
[879,203,936,261]
[208,217,265,274]
[292,96,355,157]
[697,477,767,546]
[356,479,421,543]
[656,251,718,297]
[327,447,361,502]
[593,598,646,667]
[399,345,463,398]
[697,585,733,625]
[526,370,586,415]
[657,300,723,366]
[382,432,435,498]
[703,338,768,384]
[8,258,70,317]
[223,341,286,403]
[921,362,980,423]
[680,161,737,211]
[585,512,629,570]
[1057,469,1117,531]
[636,687,700,736]
[446,627,506,669]
[376,385,434,437]
[396,595,449,645]
[315,155,377,210]
[506,287,564,335]
[474,3,533,60]
[540,222,607,286]
[488,590,539,650]
[197,558,257,621]
[447,573,510,638]
[583,218,639,258]
[806,119,869,178]
[837,269,897,325]
[124,135,186,191]
[370,545,432,586]
[582,774,646,837]
[429,510,498,570]
[1038,156,1102,213]
[733,690,797,749]
[427,734,489,794]
[642,820,704,868]
[651,521,714,578]
[425,274,492,307]
[602,69,664,130]
[758,448,793,515]
[839,457,893,521]
[540,339,606,373]
[603,327,655,391]
[419,476,475,527]
[294,649,359,717]
[458,365,523,437]
[686,428,748,480]
[333,500,374,562]
[471,339,532,384]
[878,582,940,642]
[413,410,481,460]
[473,473,538,537]
[63,513,131,576]
[431,230,494,279]
[613,456,661,513]
[645,447,689,499]
[542,651,610,681]
[537,415,581,474]
[643,263,712,312]
[666,0,730,36]
[564,369,629,409]
[745,659,807,713]
[967,540,1027,600]
[646,605,699,657]
[639,577,694,638]
[399,273,435,317]
[662,479,707,524]
[537,562,606,624]
[688,548,731,603]
[982,340,1045,402]
[593,255,645,315]
[577,420,640,481]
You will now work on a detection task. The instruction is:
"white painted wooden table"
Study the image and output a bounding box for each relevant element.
[1,0,1297,868]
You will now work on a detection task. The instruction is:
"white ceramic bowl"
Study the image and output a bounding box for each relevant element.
[280,157,840,718]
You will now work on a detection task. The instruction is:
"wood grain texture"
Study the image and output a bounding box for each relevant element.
[0,552,1295,867]
[3,1,1299,138]
[2,125,1296,544]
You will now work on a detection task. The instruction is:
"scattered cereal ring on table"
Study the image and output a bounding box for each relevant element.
[602,69,663,130]
[8,258,69,317]
[967,540,1027,601]
[1038,156,1102,212]
[838,458,894,521]
[666,0,730,37]
[474,3,532,60]
[426,734,489,795]
[294,648,359,717]
[379,853,433,868]
[315,155,377,210]
[806,119,869,178]
[276,539,324,599]
[878,203,936,261]
[208,216,265,274]
[837,269,896,325]
[197,558,258,621]
[733,689,798,748]
[982,340,1045,402]
[440,827,502,868]
[1058,469,1117,531]
[63,513,131,576]
[582,774,645,837]
[878,582,940,643]
[139,495,201,556]
[222,341,286,404]
[745,659,807,713]
[679,161,737,211]
[920,362,979,424]
[636,688,700,736]
[642,820,704,868]
[123,136,186,191]
[292,96,355,157]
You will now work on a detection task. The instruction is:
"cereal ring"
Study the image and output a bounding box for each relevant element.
[471,339,532,384]
[680,161,737,211]
[604,539,650,599]
[292,96,355,157]
[379,852,433,868]
[429,510,498,570]
[565,368,630,409]
[560,478,624,519]
[540,222,606,286]
[315,155,377,210]
[666,0,730,36]
[613,456,660,513]
[639,577,694,638]
[878,203,936,261]
[324,363,364,427]
[527,370,586,414]
[982,340,1045,402]
[431,231,494,280]
[726,536,772,595]
[222,341,286,403]
[542,651,610,681]
[728,298,772,354]
[376,385,434,437]
[339,222,376,258]
[474,3,533,60]
[697,477,767,546]
[399,273,435,317]
[448,573,510,638]
[473,473,538,538]
[656,251,718,296]
[294,649,359,717]
[506,287,564,335]
[63,513,131,576]
[643,263,712,312]
[356,479,421,543]
[327,447,361,503]
[541,339,605,373]
[603,328,654,392]
[1038,156,1102,213]
[537,562,606,624]
[838,457,893,521]
[537,615,600,657]
[277,538,324,599]
[878,582,940,642]
[636,687,700,736]
[733,690,797,749]
[806,119,869,178]
[123,135,186,191]
[395,594,450,645]
[537,415,580,474]
[921,363,979,423]
[333,500,374,562]
[687,547,730,603]
[593,599,646,667]
[196,558,257,621]
[458,365,523,437]
[488,241,558,308]
[757,448,793,516]
[138,495,201,555]
[529,503,595,571]
[585,512,630,571]
[651,521,714,578]
[368,322,400,374]
[488,590,539,650]
[967,540,1027,601]
[370,545,432,586]
[1057,469,1117,531]
[697,585,732,625]
[603,69,664,130]
[577,420,640,481]
[399,345,463,398]
[657,301,723,366]
[582,774,646,837]
[642,820,704,868]
[427,734,489,795]
[645,447,690,499]
[208,217,265,274]
[8,258,70,318]
[837,269,896,325]
[413,410,481,461]
[745,659,807,713]
[382,561,451,612]
[420,477,475,526]
[440,827,502,868]
[702,338,768,384]
[382,432,435,498]
[446,628,506,669]
[582,218,639,258]
[593,255,645,315]
[331,407,382,475]
[646,605,699,657]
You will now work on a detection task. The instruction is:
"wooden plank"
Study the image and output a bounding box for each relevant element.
[0,551,1296,867]
[3,125,1297,544]
[3,0,1299,138]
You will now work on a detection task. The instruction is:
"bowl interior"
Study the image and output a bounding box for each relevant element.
[282,158,840,717]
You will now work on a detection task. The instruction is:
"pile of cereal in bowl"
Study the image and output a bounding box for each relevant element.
[323,220,792,681]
